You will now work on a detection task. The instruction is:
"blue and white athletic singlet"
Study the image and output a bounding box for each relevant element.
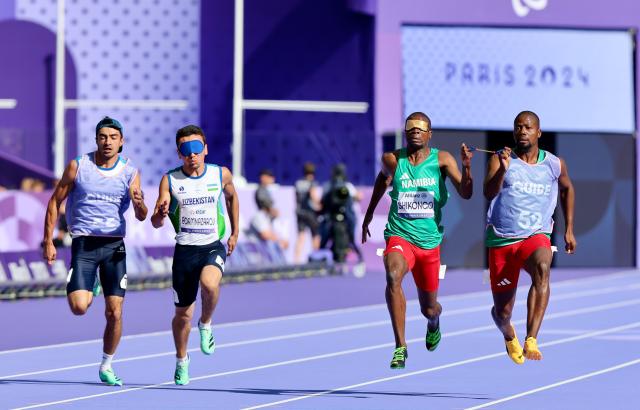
[66,153,138,237]
[487,150,561,238]
[167,164,226,246]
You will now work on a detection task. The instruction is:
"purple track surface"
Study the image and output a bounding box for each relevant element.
[1,268,638,409]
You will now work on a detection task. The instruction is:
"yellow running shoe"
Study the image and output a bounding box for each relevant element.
[524,337,542,360]
[504,325,524,365]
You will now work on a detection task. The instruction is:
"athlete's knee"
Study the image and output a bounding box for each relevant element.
[421,304,441,320]
[174,307,193,322]
[69,303,89,316]
[105,306,122,323]
[68,297,90,315]
[492,305,512,323]
[532,262,550,287]
[385,271,403,289]
[201,281,220,296]
[536,260,551,275]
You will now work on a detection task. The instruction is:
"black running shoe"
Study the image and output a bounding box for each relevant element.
[426,325,441,352]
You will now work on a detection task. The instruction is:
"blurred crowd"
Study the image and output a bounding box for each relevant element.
[245,162,363,265]
[4,172,363,263]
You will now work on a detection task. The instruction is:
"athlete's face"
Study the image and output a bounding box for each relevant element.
[513,114,541,152]
[405,126,431,148]
[177,134,208,170]
[96,127,123,159]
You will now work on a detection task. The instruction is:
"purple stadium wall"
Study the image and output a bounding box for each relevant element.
[200,0,375,185]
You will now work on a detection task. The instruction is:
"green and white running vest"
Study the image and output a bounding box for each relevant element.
[384,148,448,249]
[167,164,226,246]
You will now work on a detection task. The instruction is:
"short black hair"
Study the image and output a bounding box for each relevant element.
[96,116,124,152]
[514,111,540,128]
[406,112,432,129]
[175,125,206,146]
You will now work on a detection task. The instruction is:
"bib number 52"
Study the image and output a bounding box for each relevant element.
[517,211,542,230]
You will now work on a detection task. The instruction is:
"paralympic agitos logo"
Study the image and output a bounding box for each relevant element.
[512,0,548,17]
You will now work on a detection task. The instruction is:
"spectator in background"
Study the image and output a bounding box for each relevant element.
[246,169,288,262]
[320,163,363,263]
[255,168,277,217]
[20,177,46,192]
[294,162,321,262]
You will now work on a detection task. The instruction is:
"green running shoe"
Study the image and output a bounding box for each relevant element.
[98,368,122,386]
[389,346,408,369]
[199,326,215,355]
[426,325,441,352]
[174,359,190,385]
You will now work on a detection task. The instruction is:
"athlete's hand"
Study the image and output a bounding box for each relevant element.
[43,241,57,265]
[564,231,576,254]
[227,234,238,256]
[496,147,512,171]
[131,188,145,208]
[157,200,169,217]
[460,143,473,168]
[361,213,373,244]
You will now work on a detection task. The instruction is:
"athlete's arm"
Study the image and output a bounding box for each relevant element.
[43,160,77,264]
[558,157,576,254]
[222,167,240,255]
[129,172,148,221]
[361,152,396,244]
[151,175,170,228]
[483,147,512,200]
[439,145,473,199]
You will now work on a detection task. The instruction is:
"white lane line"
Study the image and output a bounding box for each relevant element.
[2,283,639,380]
[464,358,640,410]
[241,321,640,410]
[2,269,636,356]
[9,302,640,409]
[0,304,490,380]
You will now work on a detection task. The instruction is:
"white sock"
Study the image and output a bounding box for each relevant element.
[177,354,189,365]
[198,319,211,330]
[100,352,114,371]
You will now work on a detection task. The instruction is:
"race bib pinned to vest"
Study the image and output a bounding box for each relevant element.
[397,191,435,219]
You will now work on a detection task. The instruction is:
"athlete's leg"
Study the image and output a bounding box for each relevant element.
[418,290,441,331]
[384,251,410,348]
[491,289,518,340]
[522,238,552,360]
[523,248,552,339]
[199,265,222,325]
[489,245,524,364]
[411,245,441,336]
[103,296,124,355]
[173,303,195,359]
[67,238,99,315]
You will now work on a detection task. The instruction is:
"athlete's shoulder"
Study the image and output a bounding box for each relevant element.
[166,166,183,176]
[544,151,562,178]
[119,154,138,170]
[542,150,560,162]
[383,149,403,163]
[435,148,454,164]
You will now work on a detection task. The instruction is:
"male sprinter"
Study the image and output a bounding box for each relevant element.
[151,125,239,385]
[362,112,473,369]
[484,111,575,364]
[43,117,148,386]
